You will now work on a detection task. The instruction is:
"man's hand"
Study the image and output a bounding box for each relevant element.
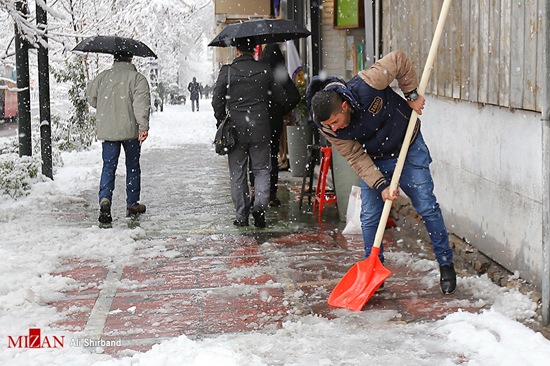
[139,131,148,143]
[381,186,399,201]
[407,94,425,115]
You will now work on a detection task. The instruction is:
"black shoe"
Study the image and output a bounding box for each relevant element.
[127,204,146,217]
[252,208,266,228]
[376,282,385,292]
[98,198,112,224]
[269,197,281,207]
[440,263,457,295]
[233,219,249,227]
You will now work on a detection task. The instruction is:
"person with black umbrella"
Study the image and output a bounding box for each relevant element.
[212,39,288,228]
[258,44,301,207]
[86,51,151,224]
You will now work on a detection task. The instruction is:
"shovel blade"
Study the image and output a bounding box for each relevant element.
[328,248,391,311]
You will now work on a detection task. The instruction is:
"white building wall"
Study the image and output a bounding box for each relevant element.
[421,96,542,286]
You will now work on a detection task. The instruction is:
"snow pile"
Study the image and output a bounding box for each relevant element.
[0,153,49,198]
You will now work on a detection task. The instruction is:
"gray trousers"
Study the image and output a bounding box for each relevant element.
[228,142,271,221]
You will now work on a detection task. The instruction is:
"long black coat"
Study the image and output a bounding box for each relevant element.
[212,54,287,144]
[188,80,200,100]
[259,44,301,136]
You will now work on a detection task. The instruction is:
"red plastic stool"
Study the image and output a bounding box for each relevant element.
[313,147,337,216]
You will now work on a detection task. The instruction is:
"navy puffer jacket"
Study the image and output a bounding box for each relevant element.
[307,75,418,159]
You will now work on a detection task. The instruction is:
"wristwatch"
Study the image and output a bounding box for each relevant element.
[405,89,419,101]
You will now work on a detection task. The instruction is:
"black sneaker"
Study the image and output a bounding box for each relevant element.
[376,282,385,292]
[252,208,266,228]
[127,204,146,218]
[233,219,249,227]
[440,263,457,295]
[269,197,281,207]
[98,198,112,224]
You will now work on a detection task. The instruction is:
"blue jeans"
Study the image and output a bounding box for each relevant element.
[99,139,141,207]
[360,132,453,266]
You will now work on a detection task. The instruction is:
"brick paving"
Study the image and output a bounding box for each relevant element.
[41,143,537,357]
[47,195,493,357]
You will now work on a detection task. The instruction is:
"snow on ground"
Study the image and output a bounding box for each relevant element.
[145,102,217,149]
[0,102,549,365]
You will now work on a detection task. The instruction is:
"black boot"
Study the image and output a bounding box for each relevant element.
[440,263,457,295]
[98,198,112,224]
[269,197,281,207]
[127,204,146,218]
[233,219,249,227]
[252,208,266,228]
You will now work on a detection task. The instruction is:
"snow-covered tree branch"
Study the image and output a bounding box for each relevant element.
[1,0,214,86]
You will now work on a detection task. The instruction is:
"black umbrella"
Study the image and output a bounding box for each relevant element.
[73,36,157,58]
[208,19,311,47]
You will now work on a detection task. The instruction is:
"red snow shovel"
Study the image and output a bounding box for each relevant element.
[328,0,453,311]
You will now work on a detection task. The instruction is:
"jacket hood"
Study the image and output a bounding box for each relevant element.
[306,75,360,125]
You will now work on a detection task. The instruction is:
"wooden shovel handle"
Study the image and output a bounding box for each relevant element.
[372,0,453,249]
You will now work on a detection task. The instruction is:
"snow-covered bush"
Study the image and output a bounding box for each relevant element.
[0,153,48,198]
[0,128,61,200]
[50,113,95,152]
[51,57,96,151]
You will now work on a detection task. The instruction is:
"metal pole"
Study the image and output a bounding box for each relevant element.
[374,0,380,61]
[541,0,550,326]
[36,0,53,179]
[310,0,321,75]
[363,0,374,68]
[15,0,31,157]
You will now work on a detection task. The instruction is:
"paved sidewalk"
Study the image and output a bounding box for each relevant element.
[51,225,484,357]
[45,145,545,357]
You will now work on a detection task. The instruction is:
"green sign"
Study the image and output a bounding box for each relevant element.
[335,0,361,28]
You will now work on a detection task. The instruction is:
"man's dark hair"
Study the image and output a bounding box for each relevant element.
[114,52,133,62]
[235,38,256,54]
[311,90,342,122]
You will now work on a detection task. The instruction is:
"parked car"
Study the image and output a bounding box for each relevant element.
[172,94,186,105]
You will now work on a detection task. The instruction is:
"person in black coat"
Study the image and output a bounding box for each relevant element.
[212,39,288,228]
[188,77,200,112]
[258,44,301,206]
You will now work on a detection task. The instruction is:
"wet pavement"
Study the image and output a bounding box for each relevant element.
[45,143,544,357]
